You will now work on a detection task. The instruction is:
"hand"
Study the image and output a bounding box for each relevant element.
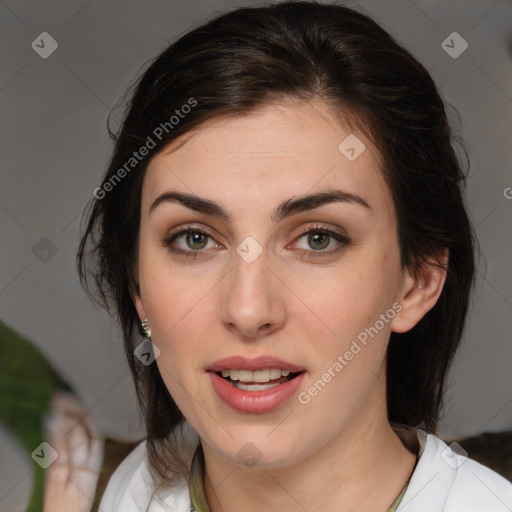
[42,390,104,512]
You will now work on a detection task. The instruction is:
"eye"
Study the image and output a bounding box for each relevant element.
[163,227,220,257]
[163,224,350,259]
[292,225,350,257]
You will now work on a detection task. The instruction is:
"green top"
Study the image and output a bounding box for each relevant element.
[188,443,414,512]
[387,481,409,512]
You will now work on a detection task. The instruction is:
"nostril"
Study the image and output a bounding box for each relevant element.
[258,323,272,333]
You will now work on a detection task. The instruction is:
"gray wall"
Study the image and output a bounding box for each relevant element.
[1,0,511,509]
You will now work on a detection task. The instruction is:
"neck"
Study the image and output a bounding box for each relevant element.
[202,389,417,512]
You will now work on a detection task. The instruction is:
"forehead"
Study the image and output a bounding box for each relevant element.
[143,100,393,221]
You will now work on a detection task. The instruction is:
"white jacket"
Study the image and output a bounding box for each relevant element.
[99,421,512,512]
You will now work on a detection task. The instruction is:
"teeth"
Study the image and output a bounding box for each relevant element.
[233,381,281,391]
[220,368,292,382]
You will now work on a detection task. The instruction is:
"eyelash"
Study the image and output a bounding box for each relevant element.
[162,224,350,259]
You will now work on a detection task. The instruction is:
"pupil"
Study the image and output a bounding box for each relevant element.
[187,232,207,250]
[309,232,329,250]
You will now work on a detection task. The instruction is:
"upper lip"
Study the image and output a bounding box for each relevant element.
[208,355,305,373]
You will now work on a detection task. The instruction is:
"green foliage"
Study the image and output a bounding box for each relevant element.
[0,320,72,512]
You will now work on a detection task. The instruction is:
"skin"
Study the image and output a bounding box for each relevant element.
[43,392,103,512]
[133,100,448,512]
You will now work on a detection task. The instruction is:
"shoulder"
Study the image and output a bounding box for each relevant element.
[99,422,200,512]
[398,429,512,512]
[98,439,153,511]
[438,436,512,512]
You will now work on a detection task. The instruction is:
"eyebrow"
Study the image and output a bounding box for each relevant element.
[149,189,371,223]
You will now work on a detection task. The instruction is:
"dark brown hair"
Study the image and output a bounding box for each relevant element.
[78,1,475,487]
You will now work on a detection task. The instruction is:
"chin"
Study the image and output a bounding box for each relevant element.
[209,426,307,468]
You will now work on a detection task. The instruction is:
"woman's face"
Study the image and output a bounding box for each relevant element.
[134,100,415,467]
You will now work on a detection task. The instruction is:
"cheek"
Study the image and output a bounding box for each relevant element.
[145,278,211,413]
[292,251,401,345]
[137,235,218,336]
[138,254,221,388]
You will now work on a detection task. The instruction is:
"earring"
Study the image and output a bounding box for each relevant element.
[141,318,151,339]
[417,282,424,290]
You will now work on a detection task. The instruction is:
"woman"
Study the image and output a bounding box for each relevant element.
[77,2,512,511]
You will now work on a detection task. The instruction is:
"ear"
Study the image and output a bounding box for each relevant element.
[133,291,147,324]
[391,248,449,333]
[130,277,147,323]
[129,257,148,323]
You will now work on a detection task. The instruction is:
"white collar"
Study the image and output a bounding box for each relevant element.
[100,420,512,511]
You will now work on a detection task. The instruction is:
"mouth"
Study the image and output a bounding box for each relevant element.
[207,355,307,413]
[215,369,304,391]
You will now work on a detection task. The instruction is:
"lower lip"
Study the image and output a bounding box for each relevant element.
[208,371,306,413]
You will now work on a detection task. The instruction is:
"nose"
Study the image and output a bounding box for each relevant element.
[220,246,287,340]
